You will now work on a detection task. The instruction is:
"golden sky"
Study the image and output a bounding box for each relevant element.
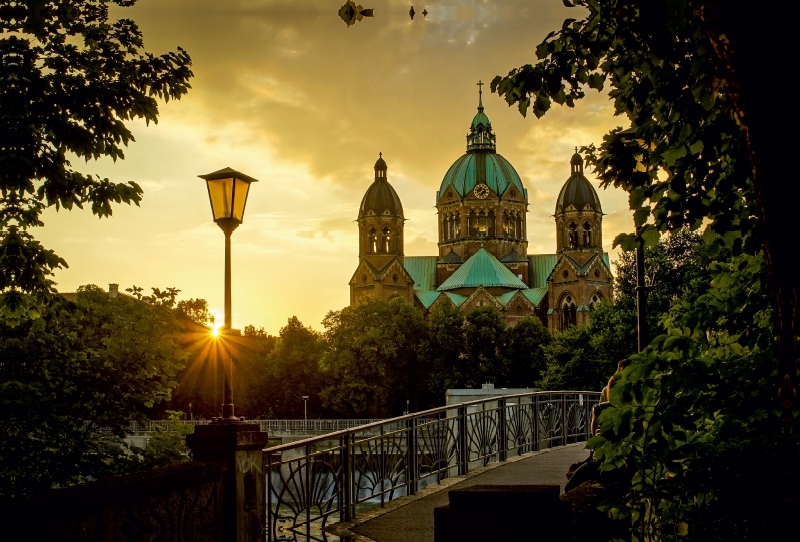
[41,0,633,333]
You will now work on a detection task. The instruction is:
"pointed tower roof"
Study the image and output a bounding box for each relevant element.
[466,80,496,153]
[437,247,527,291]
[555,150,602,214]
[359,153,404,218]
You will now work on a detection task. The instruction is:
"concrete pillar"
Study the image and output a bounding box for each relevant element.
[187,422,270,542]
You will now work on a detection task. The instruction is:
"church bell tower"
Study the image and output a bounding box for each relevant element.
[349,154,415,304]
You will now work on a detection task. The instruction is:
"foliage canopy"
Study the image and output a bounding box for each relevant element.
[0,0,193,322]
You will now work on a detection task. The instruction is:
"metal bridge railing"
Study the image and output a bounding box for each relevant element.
[126,418,384,434]
[263,390,600,542]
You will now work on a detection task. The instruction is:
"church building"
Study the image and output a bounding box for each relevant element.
[349,87,613,331]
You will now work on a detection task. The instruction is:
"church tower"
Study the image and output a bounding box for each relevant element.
[349,154,415,305]
[548,151,612,331]
[435,82,530,286]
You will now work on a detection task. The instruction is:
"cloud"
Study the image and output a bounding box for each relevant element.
[45,0,636,333]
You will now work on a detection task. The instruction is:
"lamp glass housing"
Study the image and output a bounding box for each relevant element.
[206,177,252,221]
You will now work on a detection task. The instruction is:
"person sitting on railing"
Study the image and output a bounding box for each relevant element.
[564,359,631,492]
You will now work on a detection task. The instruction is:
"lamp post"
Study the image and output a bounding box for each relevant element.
[198,167,259,422]
[302,396,310,431]
[619,128,650,352]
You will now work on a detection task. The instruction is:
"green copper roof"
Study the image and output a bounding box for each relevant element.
[404,256,437,291]
[437,248,527,291]
[495,291,517,306]
[522,287,548,306]
[443,292,468,307]
[415,290,441,309]
[439,152,526,201]
[528,254,558,288]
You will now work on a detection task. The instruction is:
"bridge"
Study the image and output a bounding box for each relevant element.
[11,390,600,541]
[263,390,599,541]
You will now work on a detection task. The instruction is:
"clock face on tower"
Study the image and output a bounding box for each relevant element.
[474,183,490,199]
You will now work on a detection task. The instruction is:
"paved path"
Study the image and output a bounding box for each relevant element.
[328,443,589,542]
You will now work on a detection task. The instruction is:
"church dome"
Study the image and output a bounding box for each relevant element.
[555,152,602,214]
[439,152,526,201]
[438,87,526,202]
[359,154,403,218]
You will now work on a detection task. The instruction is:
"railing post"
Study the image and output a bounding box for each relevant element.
[407,415,417,496]
[341,432,351,521]
[584,394,591,441]
[533,395,540,451]
[497,398,507,462]
[305,443,311,540]
[458,405,468,475]
[561,393,568,445]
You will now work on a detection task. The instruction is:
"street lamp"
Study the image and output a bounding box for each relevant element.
[198,167,259,422]
[302,396,310,431]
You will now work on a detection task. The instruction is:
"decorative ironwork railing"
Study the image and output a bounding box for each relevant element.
[263,390,600,542]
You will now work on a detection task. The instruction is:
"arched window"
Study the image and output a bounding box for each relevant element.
[582,222,592,247]
[476,211,488,237]
[569,223,578,248]
[488,210,496,237]
[381,227,391,252]
[503,212,512,237]
[588,292,602,310]
[560,295,577,330]
[368,227,377,253]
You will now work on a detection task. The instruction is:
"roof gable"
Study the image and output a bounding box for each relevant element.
[437,248,527,291]
[415,290,441,309]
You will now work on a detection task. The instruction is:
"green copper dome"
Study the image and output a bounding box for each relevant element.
[438,86,526,201]
[439,152,526,201]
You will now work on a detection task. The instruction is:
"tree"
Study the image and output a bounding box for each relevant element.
[588,298,637,372]
[490,0,797,533]
[256,317,325,419]
[320,297,429,416]
[0,1,193,324]
[503,315,551,388]
[538,325,604,391]
[424,302,467,399]
[461,306,507,389]
[0,285,187,496]
[175,298,214,327]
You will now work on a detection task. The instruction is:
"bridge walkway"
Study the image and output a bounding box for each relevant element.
[327,443,588,542]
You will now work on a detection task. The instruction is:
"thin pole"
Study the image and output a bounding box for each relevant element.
[222,228,235,419]
[636,243,648,353]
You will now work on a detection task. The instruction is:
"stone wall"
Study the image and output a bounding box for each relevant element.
[0,460,231,541]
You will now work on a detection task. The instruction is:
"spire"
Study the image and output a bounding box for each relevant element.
[570,148,583,174]
[467,82,496,153]
[374,152,388,180]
